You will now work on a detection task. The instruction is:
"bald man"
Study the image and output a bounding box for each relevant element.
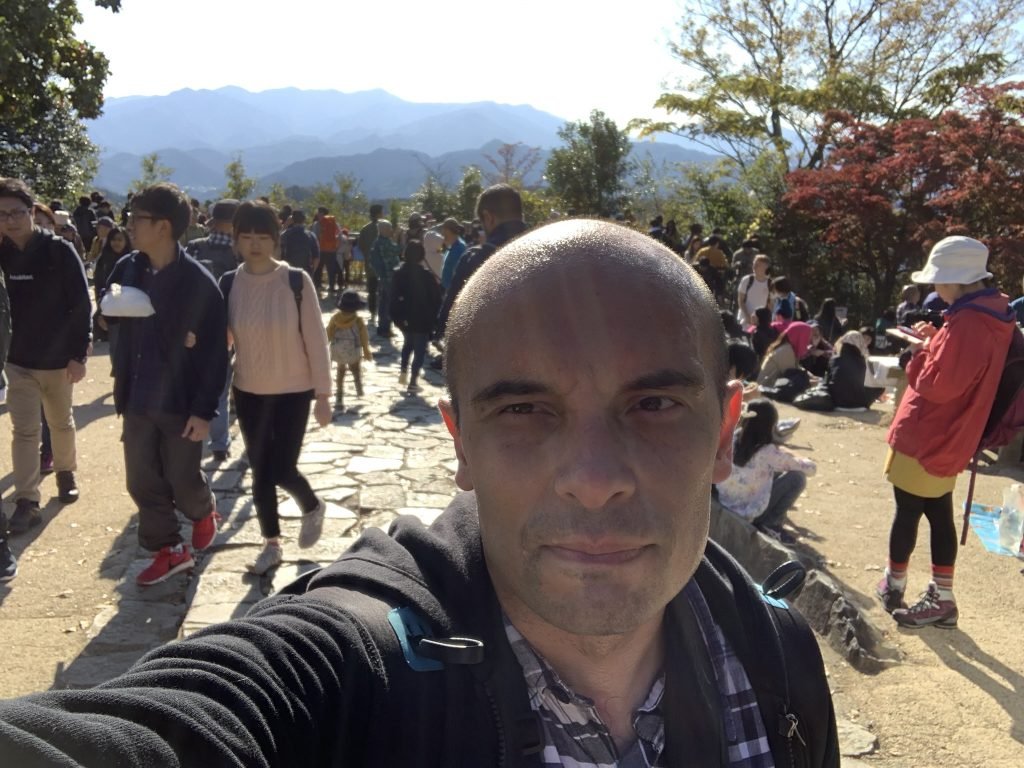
[0,221,838,767]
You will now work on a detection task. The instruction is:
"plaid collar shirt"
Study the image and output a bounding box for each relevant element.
[205,231,233,248]
[504,580,775,768]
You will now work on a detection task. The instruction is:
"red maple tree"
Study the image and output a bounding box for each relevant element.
[784,84,1024,316]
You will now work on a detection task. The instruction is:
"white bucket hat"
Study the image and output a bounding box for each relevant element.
[911,236,992,285]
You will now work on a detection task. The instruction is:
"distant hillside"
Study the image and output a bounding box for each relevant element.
[88,86,566,157]
[88,86,718,197]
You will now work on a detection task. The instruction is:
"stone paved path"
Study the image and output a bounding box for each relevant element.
[179,308,456,637]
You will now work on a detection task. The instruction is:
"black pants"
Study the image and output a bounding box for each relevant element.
[888,486,957,567]
[366,269,378,316]
[315,250,339,292]
[233,388,318,539]
[123,410,213,551]
[400,332,429,384]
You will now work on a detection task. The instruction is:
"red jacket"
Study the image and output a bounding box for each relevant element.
[887,289,1015,477]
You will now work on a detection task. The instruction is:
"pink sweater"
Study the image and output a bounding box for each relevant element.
[228,262,332,397]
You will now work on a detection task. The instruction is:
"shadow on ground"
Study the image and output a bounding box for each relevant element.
[918,628,1024,746]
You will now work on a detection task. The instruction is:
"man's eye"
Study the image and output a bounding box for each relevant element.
[501,403,535,415]
[635,396,676,412]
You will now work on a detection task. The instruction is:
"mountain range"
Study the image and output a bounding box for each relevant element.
[87,86,715,198]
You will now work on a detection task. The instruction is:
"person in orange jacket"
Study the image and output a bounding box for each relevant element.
[877,236,1016,628]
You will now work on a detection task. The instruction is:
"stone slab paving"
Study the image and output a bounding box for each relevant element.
[179,314,456,638]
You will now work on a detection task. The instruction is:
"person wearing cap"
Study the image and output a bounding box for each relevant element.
[185,199,241,462]
[326,288,373,410]
[877,236,1016,628]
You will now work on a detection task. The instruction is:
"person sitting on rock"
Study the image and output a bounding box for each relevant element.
[715,398,817,544]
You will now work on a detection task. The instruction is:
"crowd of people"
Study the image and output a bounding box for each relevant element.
[0,169,1018,763]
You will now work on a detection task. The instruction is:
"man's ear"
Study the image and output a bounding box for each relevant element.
[711,381,743,484]
[438,399,474,491]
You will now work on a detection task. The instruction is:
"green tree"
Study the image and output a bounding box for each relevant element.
[130,153,173,193]
[223,154,257,199]
[637,0,1024,169]
[413,173,457,220]
[304,174,369,230]
[0,1,121,198]
[455,166,484,220]
[545,110,633,216]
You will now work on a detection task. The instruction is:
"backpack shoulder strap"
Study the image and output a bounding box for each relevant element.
[699,541,838,766]
[287,266,305,338]
[219,269,237,311]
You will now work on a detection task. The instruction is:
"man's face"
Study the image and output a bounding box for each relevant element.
[441,264,739,636]
[754,258,769,277]
[0,196,35,244]
[127,209,168,253]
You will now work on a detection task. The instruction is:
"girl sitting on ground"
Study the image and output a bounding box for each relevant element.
[757,321,814,387]
[715,398,817,544]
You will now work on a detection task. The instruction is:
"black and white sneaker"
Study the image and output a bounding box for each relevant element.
[0,538,17,582]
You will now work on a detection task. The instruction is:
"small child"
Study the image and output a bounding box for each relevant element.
[715,398,817,544]
[326,290,373,411]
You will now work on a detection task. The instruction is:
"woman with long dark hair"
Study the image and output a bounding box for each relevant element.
[716,399,817,543]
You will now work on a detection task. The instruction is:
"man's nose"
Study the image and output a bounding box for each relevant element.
[553,415,636,511]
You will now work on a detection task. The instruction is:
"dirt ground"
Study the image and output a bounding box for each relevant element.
[1,367,1023,766]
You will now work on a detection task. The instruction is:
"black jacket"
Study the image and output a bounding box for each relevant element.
[0,493,838,767]
[0,270,9,374]
[391,262,442,333]
[0,230,91,370]
[436,219,529,338]
[103,249,227,420]
[826,348,884,409]
[279,225,318,271]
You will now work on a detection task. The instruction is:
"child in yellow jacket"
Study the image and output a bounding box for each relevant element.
[326,290,373,410]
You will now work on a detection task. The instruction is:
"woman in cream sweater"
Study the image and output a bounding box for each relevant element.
[224,201,333,575]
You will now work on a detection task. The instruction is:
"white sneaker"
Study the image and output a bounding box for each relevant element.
[248,542,283,575]
[298,498,326,549]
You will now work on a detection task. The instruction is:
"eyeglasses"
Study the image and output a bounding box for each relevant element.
[0,208,31,222]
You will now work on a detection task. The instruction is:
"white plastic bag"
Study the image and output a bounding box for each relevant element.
[997,483,1024,552]
[99,283,155,318]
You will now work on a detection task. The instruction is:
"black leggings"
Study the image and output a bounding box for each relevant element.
[888,486,957,567]
[233,388,318,539]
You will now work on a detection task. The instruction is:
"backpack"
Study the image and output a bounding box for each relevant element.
[330,324,362,365]
[187,238,238,280]
[274,547,834,767]
[280,226,316,270]
[960,324,1024,543]
[220,267,305,338]
[318,215,340,252]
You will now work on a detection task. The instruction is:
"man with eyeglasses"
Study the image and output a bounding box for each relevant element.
[0,178,91,579]
[104,183,227,587]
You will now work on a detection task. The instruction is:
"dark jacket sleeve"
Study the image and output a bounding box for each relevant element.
[0,271,10,374]
[187,267,228,421]
[0,597,370,767]
[57,239,92,360]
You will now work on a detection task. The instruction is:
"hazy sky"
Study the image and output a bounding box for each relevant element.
[75,0,689,125]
